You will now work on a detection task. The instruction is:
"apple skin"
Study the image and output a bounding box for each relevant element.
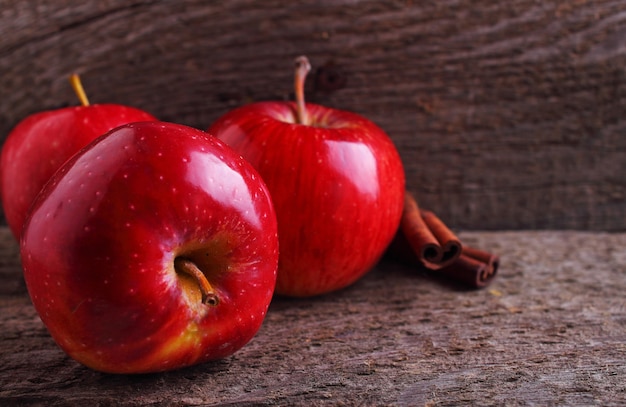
[208,101,405,297]
[0,104,157,240]
[20,121,279,374]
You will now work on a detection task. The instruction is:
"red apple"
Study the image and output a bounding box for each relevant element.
[208,56,405,297]
[20,121,279,374]
[0,74,156,240]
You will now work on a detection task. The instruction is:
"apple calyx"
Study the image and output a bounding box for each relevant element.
[69,73,91,107]
[174,257,219,306]
[294,55,311,125]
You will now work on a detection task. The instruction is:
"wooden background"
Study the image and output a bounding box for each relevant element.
[1,0,625,231]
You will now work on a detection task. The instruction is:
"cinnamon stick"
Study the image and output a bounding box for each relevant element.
[392,192,462,270]
[438,246,500,289]
[386,190,500,289]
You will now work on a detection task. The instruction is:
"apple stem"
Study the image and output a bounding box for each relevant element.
[294,55,311,125]
[69,73,91,107]
[174,257,219,306]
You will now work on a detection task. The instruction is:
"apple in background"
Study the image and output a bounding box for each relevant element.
[0,74,157,240]
[208,56,405,297]
[20,121,279,374]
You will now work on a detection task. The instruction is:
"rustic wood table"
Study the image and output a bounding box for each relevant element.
[1,227,624,406]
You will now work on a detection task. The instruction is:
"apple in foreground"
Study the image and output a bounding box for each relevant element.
[208,56,405,297]
[20,121,279,374]
[0,74,156,240]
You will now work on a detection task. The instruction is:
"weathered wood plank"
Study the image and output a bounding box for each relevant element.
[1,227,625,405]
[1,0,625,231]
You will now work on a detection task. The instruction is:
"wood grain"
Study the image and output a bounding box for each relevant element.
[1,226,625,405]
[1,0,625,230]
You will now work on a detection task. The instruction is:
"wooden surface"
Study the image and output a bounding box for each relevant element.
[1,0,625,231]
[1,227,625,405]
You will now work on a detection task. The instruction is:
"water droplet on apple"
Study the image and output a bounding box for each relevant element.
[83,226,91,232]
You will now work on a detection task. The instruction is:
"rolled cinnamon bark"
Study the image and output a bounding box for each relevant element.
[385,191,500,289]
[439,247,500,289]
[396,192,462,270]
